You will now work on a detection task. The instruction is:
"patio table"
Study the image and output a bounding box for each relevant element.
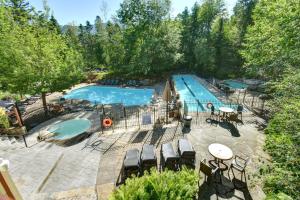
[208,143,233,168]
[219,107,234,121]
[208,143,235,190]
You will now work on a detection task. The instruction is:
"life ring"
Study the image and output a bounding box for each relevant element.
[103,117,113,128]
[206,102,213,109]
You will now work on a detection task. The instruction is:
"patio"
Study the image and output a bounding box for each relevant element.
[0,113,268,200]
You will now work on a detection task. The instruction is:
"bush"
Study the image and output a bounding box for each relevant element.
[0,107,9,128]
[110,168,199,200]
[262,71,300,199]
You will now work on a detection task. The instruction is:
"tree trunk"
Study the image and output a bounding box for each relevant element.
[42,92,48,116]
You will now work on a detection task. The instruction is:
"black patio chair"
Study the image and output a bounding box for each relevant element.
[122,148,140,182]
[228,155,250,183]
[140,144,157,173]
[237,104,243,120]
[178,139,196,169]
[199,159,220,184]
[161,143,179,171]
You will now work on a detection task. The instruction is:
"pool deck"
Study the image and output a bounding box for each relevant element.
[0,110,269,200]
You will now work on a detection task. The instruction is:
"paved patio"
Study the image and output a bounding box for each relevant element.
[0,112,268,200]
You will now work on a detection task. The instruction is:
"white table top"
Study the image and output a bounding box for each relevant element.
[219,107,234,113]
[208,143,233,160]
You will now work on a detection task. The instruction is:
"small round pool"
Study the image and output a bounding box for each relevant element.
[64,86,154,106]
[48,119,91,140]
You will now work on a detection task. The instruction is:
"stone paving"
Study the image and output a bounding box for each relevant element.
[0,113,268,200]
[94,115,268,200]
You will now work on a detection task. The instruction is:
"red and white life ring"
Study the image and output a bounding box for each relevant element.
[102,117,113,128]
[206,102,213,109]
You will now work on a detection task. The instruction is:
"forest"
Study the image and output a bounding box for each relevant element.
[0,0,299,199]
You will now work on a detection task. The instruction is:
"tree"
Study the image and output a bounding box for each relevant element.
[49,14,61,33]
[0,4,83,114]
[115,0,180,76]
[94,16,109,65]
[3,0,32,22]
[231,0,257,46]
[241,0,300,78]
[179,0,225,75]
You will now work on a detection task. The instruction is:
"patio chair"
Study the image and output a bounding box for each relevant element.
[161,143,179,171]
[227,113,239,125]
[178,139,196,169]
[237,104,243,120]
[140,144,157,173]
[122,148,140,182]
[199,159,219,184]
[228,155,250,183]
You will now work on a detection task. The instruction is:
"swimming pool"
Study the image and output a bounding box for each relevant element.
[64,86,154,106]
[173,75,235,112]
[224,80,248,89]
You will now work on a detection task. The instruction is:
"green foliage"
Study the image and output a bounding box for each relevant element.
[0,2,83,111]
[262,70,300,198]
[115,0,180,76]
[178,0,253,78]
[266,192,293,200]
[0,107,9,128]
[110,168,199,200]
[241,0,300,78]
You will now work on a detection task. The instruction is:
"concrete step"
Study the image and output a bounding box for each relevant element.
[1,148,64,200]
[40,150,101,194]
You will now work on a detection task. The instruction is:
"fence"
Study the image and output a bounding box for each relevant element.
[228,89,268,114]
[97,103,169,133]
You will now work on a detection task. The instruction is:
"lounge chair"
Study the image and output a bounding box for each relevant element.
[178,139,196,169]
[122,149,140,182]
[161,143,179,171]
[140,144,157,173]
[228,155,250,183]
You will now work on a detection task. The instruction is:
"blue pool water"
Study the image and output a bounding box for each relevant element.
[224,80,248,89]
[48,119,91,140]
[173,75,235,112]
[64,86,154,106]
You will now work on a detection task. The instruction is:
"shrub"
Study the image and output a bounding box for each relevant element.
[110,168,199,200]
[262,71,300,198]
[0,107,9,128]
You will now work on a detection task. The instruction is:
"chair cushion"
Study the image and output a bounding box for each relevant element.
[162,143,177,161]
[124,149,139,168]
[178,139,195,157]
[141,144,156,161]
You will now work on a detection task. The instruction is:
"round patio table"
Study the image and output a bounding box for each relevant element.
[48,118,91,140]
[219,107,234,121]
[208,143,233,164]
[219,107,234,113]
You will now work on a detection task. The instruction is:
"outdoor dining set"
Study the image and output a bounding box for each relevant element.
[118,138,250,189]
[210,104,244,125]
